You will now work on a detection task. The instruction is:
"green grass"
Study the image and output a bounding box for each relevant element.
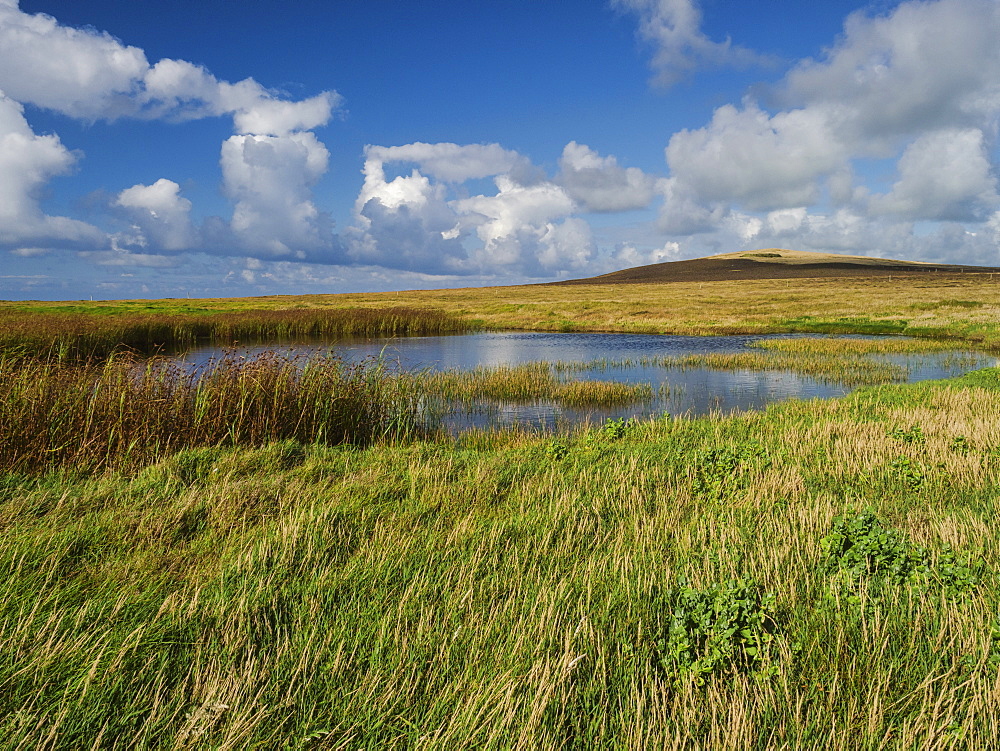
[8,271,1000,350]
[2,369,1000,747]
[4,282,1000,746]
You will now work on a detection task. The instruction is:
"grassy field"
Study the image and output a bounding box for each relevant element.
[6,273,1000,347]
[3,276,1000,747]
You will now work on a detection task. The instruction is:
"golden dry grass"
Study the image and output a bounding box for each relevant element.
[9,273,1000,346]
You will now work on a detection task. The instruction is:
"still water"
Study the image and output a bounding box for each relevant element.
[178,332,996,430]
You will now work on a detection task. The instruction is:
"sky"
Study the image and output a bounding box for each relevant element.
[2,0,1000,301]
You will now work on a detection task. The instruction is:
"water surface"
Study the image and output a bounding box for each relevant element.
[178,332,995,431]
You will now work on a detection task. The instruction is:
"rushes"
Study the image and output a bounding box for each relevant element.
[649,351,905,386]
[0,352,420,473]
[0,306,468,361]
[753,336,957,355]
[420,362,653,407]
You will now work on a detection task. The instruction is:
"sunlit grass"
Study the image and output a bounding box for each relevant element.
[6,273,1000,349]
[2,369,1000,747]
[753,335,982,355]
[0,352,421,473]
[5,276,1000,746]
[418,362,654,406]
[0,306,470,361]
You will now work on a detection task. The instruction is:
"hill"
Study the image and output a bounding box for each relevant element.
[554,249,1000,285]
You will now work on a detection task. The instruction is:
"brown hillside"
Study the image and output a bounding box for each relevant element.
[552,249,1000,285]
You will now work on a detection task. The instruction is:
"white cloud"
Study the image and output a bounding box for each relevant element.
[115,178,195,252]
[78,249,178,268]
[869,128,999,221]
[781,0,1000,145]
[0,2,148,120]
[610,240,680,269]
[351,144,597,276]
[0,91,105,248]
[614,0,765,87]
[557,142,657,212]
[764,207,808,235]
[363,142,532,183]
[654,0,1000,269]
[0,1,343,267]
[0,3,340,131]
[232,92,339,137]
[665,101,846,212]
[457,176,588,272]
[220,132,336,259]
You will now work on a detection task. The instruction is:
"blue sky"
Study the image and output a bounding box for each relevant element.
[2,0,999,300]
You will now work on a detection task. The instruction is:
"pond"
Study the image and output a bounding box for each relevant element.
[177,332,996,431]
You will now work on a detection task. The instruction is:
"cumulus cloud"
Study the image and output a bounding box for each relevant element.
[0,91,104,248]
[781,0,1000,145]
[115,178,195,252]
[0,0,342,265]
[0,2,340,131]
[350,143,599,277]
[869,128,999,221]
[363,142,533,183]
[220,132,337,259]
[654,0,1000,269]
[610,240,680,269]
[557,142,657,212]
[614,0,765,87]
[457,177,591,273]
[665,102,846,212]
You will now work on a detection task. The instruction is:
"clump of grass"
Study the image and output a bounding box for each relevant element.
[0,352,420,473]
[553,379,652,407]
[646,351,905,387]
[420,363,653,407]
[753,336,977,355]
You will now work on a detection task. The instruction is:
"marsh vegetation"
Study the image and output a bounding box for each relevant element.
[3,283,1000,747]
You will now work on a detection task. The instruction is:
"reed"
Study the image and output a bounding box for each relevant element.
[752,335,982,355]
[0,352,420,473]
[419,362,654,406]
[0,306,469,361]
[640,351,906,387]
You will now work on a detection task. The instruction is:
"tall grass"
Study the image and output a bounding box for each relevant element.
[648,351,906,386]
[2,370,1000,747]
[752,335,984,355]
[0,306,469,361]
[420,362,654,406]
[0,352,420,473]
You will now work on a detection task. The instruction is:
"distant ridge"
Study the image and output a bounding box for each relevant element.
[552,249,1000,285]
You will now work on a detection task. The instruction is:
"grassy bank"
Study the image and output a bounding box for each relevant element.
[0,306,469,361]
[2,369,999,747]
[7,273,1000,348]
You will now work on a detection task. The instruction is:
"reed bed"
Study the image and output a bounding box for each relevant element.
[419,362,654,406]
[752,335,980,355]
[642,351,907,387]
[2,368,1000,747]
[0,306,469,361]
[0,352,420,473]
